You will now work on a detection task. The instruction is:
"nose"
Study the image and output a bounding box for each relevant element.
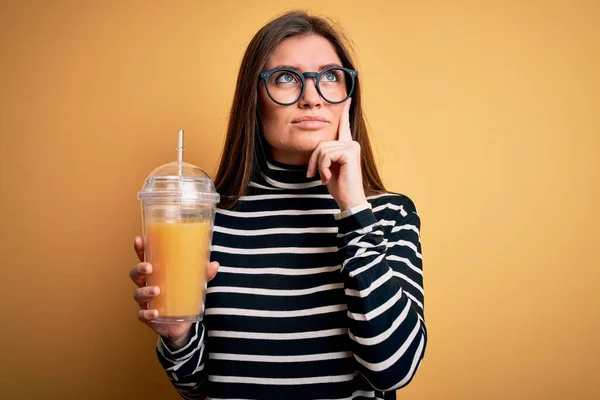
[298,77,323,108]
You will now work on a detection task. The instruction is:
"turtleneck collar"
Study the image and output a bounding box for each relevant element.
[251,156,325,191]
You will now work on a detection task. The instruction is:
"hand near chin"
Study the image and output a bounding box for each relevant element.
[306,98,368,211]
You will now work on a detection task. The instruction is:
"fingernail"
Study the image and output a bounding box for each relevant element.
[151,310,158,318]
[152,287,160,295]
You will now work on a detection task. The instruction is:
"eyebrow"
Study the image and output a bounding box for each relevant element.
[269,63,343,71]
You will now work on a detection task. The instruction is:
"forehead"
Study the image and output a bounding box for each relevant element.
[265,34,343,71]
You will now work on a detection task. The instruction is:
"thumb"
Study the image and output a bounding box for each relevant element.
[207,261,220,281]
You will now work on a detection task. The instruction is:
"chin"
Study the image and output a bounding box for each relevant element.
[292,128,336,144]
[268,128,337,159]
[300,137,332,153]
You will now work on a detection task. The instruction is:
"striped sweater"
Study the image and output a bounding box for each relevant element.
[156,159,427,399]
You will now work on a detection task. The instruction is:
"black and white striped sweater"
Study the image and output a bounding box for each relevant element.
[156,159,427,400]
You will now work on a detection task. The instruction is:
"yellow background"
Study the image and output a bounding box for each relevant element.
[1,1,598,399]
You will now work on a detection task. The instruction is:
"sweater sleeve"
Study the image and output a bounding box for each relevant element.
[334,196,427,391]
[155,321,209,399]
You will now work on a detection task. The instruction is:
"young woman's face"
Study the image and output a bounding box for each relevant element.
[259,34,346,165]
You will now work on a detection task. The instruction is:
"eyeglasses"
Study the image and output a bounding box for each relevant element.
[259,67,358,106]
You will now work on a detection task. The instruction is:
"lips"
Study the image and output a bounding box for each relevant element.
[292,116,328,123]
[291,116,329,130]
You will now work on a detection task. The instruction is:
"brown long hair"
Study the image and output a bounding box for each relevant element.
[214,10,386,209]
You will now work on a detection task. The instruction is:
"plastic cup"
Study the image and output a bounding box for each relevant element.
[138,159,219,323]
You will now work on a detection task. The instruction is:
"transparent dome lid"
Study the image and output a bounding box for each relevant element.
[137,130,220,204]
[138,161,219,203]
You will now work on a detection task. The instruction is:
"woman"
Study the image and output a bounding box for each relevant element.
[130,11,426,400]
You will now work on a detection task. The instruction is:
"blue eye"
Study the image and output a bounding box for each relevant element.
[323,72,338,82]
[275,73,298,84]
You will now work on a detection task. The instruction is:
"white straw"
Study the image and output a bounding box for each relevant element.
[176,129,185,221]
[177,129,184,176]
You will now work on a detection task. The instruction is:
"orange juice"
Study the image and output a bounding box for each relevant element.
[145,220,211,319]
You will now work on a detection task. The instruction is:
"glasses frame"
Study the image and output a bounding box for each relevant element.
[259,66,358,106]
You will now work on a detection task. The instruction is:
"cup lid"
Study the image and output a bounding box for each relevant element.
[138,161,220,203]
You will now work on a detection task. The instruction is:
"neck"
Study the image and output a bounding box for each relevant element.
[270,149,311,166]
[253,152,324,191]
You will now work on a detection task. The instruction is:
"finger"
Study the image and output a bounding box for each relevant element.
[307,142,345,178]
[320,143,358,166]
[129,262,152,288]
[337,98,352,142]
[318,152,333,185]
[306,142,324,178]
[207,261,220,281]
[134,236,145,262]
[138,309,159,324]
[133,286,160,307]
[318,148,353,184]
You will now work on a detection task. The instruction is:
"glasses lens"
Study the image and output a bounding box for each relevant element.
[267,70,303,104]
[318,68,351,103]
